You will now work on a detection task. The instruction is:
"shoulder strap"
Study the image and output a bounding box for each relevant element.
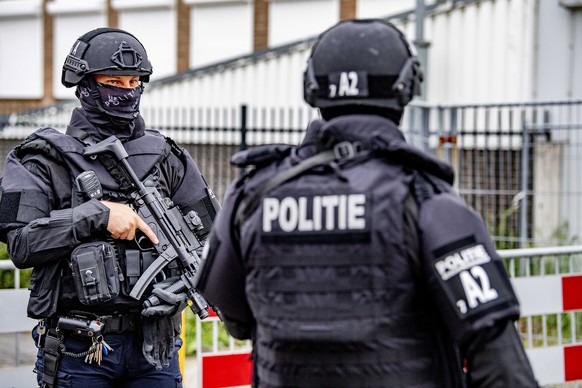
[162,135,185,161]
[234,140,367,229]
[66,126,97,146]
[66,127,135,193]
[410,170,451,205]
[66,127,174,195]
[234,150,336,229]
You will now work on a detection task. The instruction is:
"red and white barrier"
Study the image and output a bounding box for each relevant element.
[196,309,252,388]
[193,273,582,386]
[512,274,582,385]
[200,352,252,388]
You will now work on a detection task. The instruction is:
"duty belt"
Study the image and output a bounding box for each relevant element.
[38,310,140,388]
[47,311,140,335]
[101,313,140,333]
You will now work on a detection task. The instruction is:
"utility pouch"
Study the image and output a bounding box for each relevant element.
[69,242,120,305]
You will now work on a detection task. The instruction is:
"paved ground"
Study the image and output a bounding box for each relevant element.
[0,331,40,388]
[0,333,198,387]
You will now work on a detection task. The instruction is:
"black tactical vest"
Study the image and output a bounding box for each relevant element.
[10,127,175,315]
[233,116,464,387]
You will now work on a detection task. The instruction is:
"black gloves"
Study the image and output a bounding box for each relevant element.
[141,277,186,370]
[142,315,177,370]
[142,277,188,318]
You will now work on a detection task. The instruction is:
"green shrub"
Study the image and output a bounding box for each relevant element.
[0,242,32,289]
[183,309,245,356]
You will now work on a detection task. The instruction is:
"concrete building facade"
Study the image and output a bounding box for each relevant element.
[0,0,419,114]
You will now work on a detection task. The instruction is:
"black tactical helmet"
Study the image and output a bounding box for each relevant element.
[62,28,153,88]
[304,19,423,111]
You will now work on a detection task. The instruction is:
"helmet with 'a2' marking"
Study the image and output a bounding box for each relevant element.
[303,19,423,114]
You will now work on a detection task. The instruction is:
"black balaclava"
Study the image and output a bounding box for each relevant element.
[75,79,145,142]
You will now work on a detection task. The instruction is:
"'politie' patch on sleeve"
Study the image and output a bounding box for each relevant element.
[432,238,515,320]
[261,192,371,244]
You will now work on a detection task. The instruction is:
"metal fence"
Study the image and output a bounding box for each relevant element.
[3,247,582,386]
[2,100,582,248]
[407,100,582,249]
[3,98,582,384]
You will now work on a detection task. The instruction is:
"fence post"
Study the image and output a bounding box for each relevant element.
[420,105,430,152]
[239,104,248,178]
[520,119,530,251]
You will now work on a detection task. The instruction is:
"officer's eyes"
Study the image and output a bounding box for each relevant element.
[99,78,139,87]
[100,80,120,85]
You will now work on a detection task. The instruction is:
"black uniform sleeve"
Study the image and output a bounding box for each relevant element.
[417,191,539,386]
[417,191,521,343]
[7,199,110,268]
[464,320,539,387]
[196,181,255,340]
[1,153,109,268]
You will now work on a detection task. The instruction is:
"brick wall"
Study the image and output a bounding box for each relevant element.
[254,0,269,51]
[177,0,190,72]
[42,0,55,106]
[340,0,357,20]
[0,0,363,115]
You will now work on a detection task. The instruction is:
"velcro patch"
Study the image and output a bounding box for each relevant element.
[261,193,371,244]
[327,71,369,99]
[432,240,515,320]
[0,191,21,224]
[0,190,49,224]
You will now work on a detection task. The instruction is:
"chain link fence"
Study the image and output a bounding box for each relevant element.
[2,100,582,248]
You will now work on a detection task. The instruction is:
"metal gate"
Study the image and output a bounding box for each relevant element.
[403,101,582,250]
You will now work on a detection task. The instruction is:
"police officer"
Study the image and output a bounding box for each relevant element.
[0,28,218,387]
[196,19,539,387]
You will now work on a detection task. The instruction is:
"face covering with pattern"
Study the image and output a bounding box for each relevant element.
[76,81,145,141]
[95,82,143,120]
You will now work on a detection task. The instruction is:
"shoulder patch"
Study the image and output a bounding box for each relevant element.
[432,237,517,320]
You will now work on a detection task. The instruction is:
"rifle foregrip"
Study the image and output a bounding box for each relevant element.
[143,278,211,320]
[143,279,186,308]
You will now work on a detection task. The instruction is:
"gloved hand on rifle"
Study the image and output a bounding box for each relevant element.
[142,277,188,318]
[141,277,186,370]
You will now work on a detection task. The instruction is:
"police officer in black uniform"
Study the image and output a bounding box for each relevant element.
[0,28,218,387]
[195,19,539,387]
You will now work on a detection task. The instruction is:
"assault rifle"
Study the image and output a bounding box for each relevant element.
[83,135,213,320]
